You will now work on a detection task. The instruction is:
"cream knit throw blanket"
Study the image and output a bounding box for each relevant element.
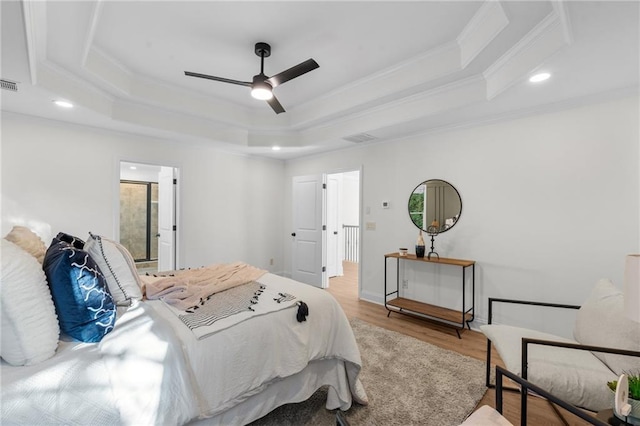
[145,261,267,311]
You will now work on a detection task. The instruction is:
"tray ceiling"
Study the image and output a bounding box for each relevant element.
[1,1,638,159]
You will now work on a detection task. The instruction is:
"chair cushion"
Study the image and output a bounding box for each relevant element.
[573,278,640,376]
[481,324,616,411]
[460,405,513,426]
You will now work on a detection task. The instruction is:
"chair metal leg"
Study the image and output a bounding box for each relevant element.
[547,399,571,426]
[336,410,350,426]
[486,338,493,387]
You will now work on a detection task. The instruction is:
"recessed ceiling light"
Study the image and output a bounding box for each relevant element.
[529,72,551,83]
[272,146,281,151]
[53,100,74,108]
[129,166,137,170]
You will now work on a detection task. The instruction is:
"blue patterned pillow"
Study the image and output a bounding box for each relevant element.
[43,235,116,342]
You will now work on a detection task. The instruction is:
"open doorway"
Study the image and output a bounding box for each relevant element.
[290,169,360,295]
[326,170,360,297]
[119,161,178,274]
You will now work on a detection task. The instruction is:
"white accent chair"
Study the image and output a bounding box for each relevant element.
[480,279,640,412]
[461,366,609,425]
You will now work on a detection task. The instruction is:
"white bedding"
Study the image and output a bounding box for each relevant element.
[1,303,199,425]
[1,272,366,425]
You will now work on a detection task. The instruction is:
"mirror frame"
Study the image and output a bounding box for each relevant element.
[408,179,462,234]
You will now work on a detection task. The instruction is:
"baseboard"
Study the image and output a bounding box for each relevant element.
[468,319,486,332]
[359,290,384,305]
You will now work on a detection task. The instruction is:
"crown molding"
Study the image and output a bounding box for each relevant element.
[483,10,569,100]
[111,98,250,147]
[297,75,487,147]
[83,46,257,129]
[551,0,574,45]
[85,46,133,96]
[38,60,115,116]
[247,130,302,148]
[81,0,104,68]
[291,42,462,128]
[292,1,508,129]
[392,86,639,144]
[21,0,47,85]
[457,0,509,69]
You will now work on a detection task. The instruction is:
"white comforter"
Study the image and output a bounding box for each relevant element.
[1,273,366,425]
[1,303,199,425]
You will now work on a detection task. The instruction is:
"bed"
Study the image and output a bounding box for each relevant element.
[0,228,367,425]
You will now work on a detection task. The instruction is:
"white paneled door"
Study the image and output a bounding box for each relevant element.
[292,174,326,288]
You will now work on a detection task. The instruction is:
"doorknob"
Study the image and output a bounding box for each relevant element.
[156,233,161,237]
[333,231,338,235]
[291,232,296,237]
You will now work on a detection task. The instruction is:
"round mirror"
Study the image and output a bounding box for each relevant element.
[408,179,462,233]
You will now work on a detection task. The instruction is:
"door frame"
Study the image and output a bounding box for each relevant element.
[291,166,362,296]
[114,158,181,269]
[324,167,361,296]
[326,173,343,279]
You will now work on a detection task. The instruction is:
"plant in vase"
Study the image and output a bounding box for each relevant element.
[608,373,640,425]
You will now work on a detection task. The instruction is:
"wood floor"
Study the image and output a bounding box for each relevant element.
[327,261,597,426]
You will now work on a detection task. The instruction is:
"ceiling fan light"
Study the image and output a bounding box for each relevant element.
[251,87,273,100]
[251,79,273,100]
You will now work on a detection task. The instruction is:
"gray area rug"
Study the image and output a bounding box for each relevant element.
[250,318,487,425]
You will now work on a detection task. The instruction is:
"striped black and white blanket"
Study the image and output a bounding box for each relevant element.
[161,281,298,340]
[179,281,297,339]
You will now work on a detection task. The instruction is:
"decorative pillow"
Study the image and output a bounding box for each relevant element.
[0,239,60,366]
[43,236,116,343]
[85,232,142,305]
[573,278,640,375]
[4,226,48,264]
[55,231,85,249]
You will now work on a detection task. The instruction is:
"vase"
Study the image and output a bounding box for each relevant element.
[610,389,640,425]
[416,230,426,258]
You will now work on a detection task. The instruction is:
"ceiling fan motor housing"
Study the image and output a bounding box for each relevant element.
[253,74,271,88]
[255,42,271,58]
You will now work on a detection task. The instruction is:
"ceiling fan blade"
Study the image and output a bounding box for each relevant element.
[266,59,319,88]
[266,95,285,114]
[184,71,252,87]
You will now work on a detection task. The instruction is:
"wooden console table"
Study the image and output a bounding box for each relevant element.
[384,253,475,338]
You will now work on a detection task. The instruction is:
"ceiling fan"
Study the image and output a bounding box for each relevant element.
[185,42,319,114]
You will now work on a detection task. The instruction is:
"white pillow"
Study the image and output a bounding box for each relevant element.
[4,225,47,264]
[573,278,640,375]
[85,233,142,305]
[0,239,59,366]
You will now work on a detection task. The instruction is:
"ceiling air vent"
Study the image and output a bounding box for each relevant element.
[343,133,377,143]
[1,79,18,92]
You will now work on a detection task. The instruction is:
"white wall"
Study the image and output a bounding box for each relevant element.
[120,162,161,182]
[342,171,360,226]
[3,96,638,336]
[1,113,286,273]
[284,95,640,336]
